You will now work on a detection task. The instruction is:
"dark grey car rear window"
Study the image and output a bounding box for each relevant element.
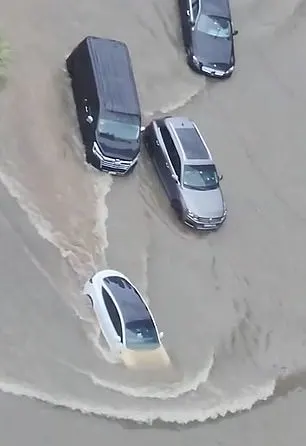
[175,128,210,160]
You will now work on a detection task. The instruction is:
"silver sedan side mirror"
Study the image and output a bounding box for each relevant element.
[159,331,164,340]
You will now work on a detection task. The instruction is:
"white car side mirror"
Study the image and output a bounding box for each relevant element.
[86,115,93,124]
[141,126,145,132]
[159,331,164,340]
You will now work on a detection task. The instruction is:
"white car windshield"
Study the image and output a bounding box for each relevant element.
[98,119,140,142]
[197,14,231,39]
[125,318,159,350]
[183,164,219,190]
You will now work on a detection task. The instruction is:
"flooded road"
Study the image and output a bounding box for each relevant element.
[0,0,306,443]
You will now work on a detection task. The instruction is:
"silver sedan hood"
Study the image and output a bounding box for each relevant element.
[181,187,225,218]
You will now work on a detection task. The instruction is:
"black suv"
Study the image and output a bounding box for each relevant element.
[178,0,238,78]
[143,116,227,230]
[66,37,142,175]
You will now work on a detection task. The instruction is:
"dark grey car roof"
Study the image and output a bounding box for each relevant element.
[201,0,231,19]
[86,36,140,117]
[104,276,151,324]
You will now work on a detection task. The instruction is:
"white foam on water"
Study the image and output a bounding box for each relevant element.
[65,286,119,365]
[0,170,65,252]
[143,86,204,118]
[87,332,119,364]
[159,86,203,114]
[62,351,215,400]
[92,174,113,268]
[85,317,120,365]
[0,378,276,424]
[0,169,112,278]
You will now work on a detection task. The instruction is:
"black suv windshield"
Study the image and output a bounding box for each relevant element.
[98,118,139,142]
[197,15,231,38]
[125,318,159,350]
[183,164,219,190]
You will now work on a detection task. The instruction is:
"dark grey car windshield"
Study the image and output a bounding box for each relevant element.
[125,318,159,350]
[197,15,231,38]
[183,164,219,190]
[98,119,139,142]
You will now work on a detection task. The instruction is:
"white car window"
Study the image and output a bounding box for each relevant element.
[125,318,159,350]
[102,288,122,340]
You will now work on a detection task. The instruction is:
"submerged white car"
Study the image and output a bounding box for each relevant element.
[83,269,171,369]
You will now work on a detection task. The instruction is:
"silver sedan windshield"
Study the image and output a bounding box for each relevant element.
[183,164,219,190]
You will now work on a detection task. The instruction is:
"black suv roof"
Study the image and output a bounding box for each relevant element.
[86,36,141,117]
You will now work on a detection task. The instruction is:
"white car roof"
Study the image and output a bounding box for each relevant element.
[101,272,152,324]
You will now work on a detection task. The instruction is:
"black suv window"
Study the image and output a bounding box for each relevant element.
[102,288,123,340]
[159,126,181,178]
[191,0,199,17]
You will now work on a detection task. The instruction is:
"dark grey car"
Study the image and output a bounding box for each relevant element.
[143,117,227,230]
[178,0,238,78]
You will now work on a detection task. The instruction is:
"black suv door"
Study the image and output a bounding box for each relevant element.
[81,98,94,147]
[73,44,97,151]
